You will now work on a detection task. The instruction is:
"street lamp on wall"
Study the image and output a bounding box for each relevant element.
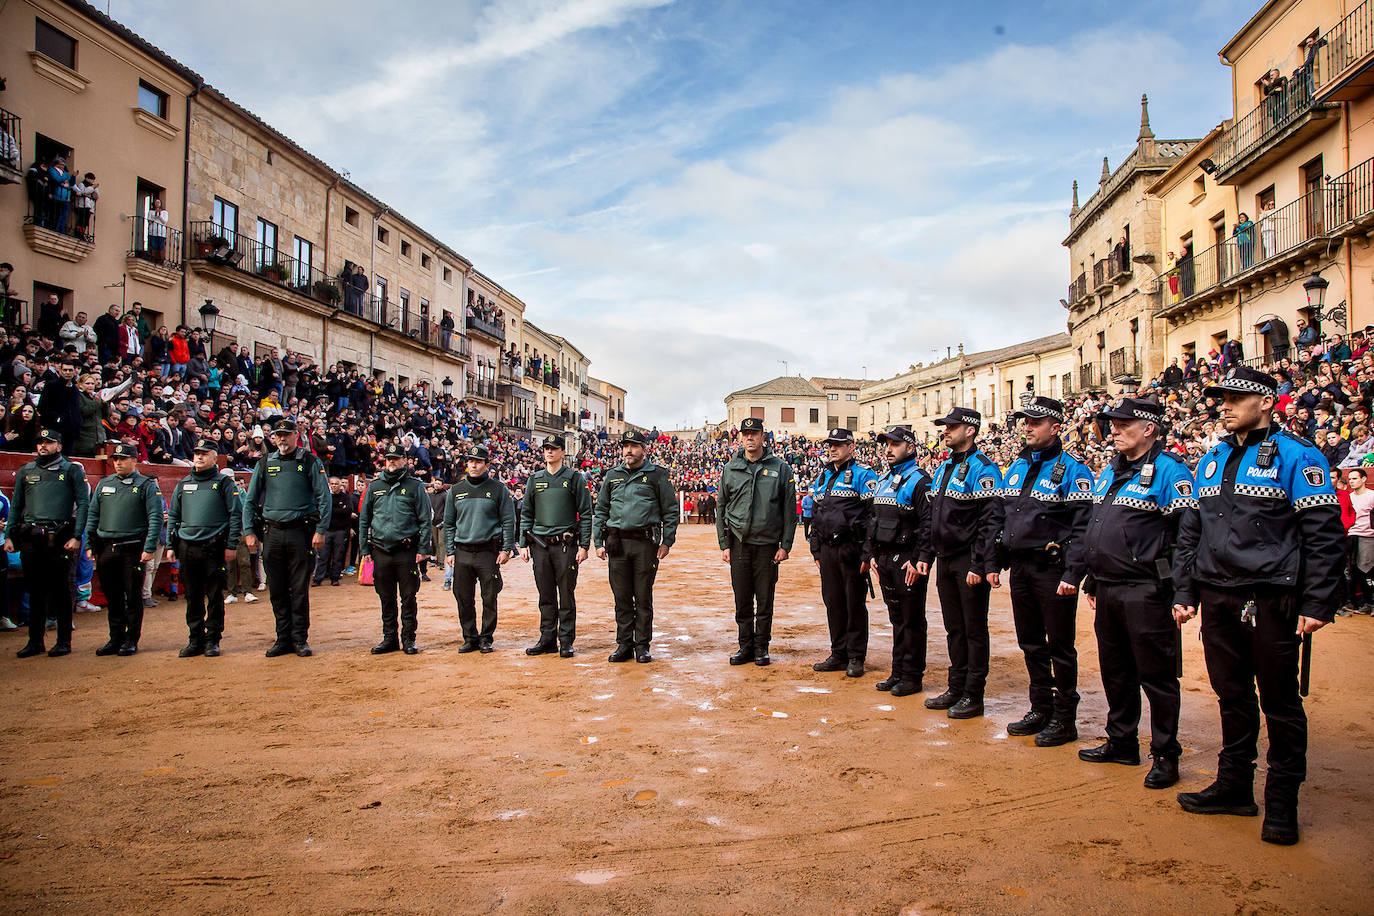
[198,298,220,337]
[1304,270,1347,334]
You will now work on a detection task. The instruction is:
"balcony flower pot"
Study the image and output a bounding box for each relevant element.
[313,280,342,305]
[261,263,290,283]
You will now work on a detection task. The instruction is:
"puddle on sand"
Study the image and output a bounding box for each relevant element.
[266,686,289,692]
[574,871,616,885]
[874,705,894,712]
[632,790,658,803]
[497,810,527,820]
[752,707,788,718]
[796,686,830,694]
[17,777,61,787]
[592,694,614,701]
[602,777,633,787]
[695,767,709,774]
[642,687,666,694]
[368,711,386,717]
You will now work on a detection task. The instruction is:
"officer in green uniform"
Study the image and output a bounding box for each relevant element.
[519,434,592,658]
[242,417,331,658]
[4,429,89,658]
[716,416,796,667]
[359,442,432,655]
[594,429,678,663]
[166,438,241,658]
[85,442,163,656]
[444,445,516,653]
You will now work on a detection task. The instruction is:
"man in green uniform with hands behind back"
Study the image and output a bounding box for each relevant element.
[85,442,163,656]
[520,434,592,658]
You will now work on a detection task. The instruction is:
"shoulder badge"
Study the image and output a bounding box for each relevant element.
[1173,480,1193,498]
[1074,477,1092,492]
[979,477,995,491]
[1302,465,1328,488]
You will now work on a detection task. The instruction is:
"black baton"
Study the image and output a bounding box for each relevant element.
[1176,626,1183,679]
[866,572,875,599]
[1300,633,1313,698]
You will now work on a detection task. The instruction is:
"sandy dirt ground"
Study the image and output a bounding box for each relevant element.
[0,524,1371,914]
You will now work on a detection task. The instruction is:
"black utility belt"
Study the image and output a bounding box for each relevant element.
[101,538,144,550]
[529,531,578,548]
[818,529,862,545]
[263,518,313,530]
[454,538,502,553]
[18,520,72,536]
[373,537,418,553]
[1008,548,1064,567]
[609,526,656,540]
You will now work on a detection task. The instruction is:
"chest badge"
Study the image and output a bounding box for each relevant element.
[1204,460,1218,478]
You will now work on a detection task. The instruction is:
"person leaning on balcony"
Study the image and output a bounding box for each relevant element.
[72,174,98,242]
[1234,213,1255,271]
[46,157,74,236]
[146,198,168,264]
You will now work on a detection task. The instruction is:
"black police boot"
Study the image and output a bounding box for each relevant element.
[559,646,575,658]
[525,638,557,656]
[265,641,294,658]
[1078,739,1141,766]
[947,695,984,719]
[95,639,122,657]
[204,643,221,657]
[1144,755,1180,789]
[178,642,205,658]
[635,648,653,663]
[402,640,419,655]
[1177,780,1259,817]
[116,641,137,657]
[729,647,755,666]
[754,646,771,667]
[890,679,922,697]
[458,639,481,654]
[1034,718,1079,747]
[608,645,634,663]
[924,689,961,710]
[812,654,846,672]
[875,673,899,691]
[16,642,45,658]
[1261,795,1300,845]
[845,658,865,678]
[479,637,495,654]
[48,643,72,657]
[1007,707,1051,737]
[371,637,400,655]
[295,643,313,657]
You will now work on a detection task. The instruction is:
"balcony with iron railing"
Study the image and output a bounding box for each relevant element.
[466,312,506,341]
[125,215,183,289]
[188,220,340,307]
[1092,258,1111,294]
[0,107,21,185]
[1213,68,1340,183]
[1,296,29,329]
[1066,272,1088,309]
[1314,0,1374,102]
[1159,158,1374,317]
[533,408,563,431]
[466,378,499,402]
[1108,348,1139,381]
[1078,363,1103,391]
[22,184,96,262]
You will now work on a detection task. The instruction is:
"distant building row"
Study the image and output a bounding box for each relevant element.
[0,0,626,437]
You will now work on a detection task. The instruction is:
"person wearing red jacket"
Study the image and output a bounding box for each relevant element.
[169,329,190,375]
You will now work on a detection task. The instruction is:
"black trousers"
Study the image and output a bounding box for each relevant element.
[934,550,990,698]
[98,541,146,647]
[453,546,501,641]
[1009,560,1080,717]
[314,529,348,584]
[531,538,579,646]
[1198,585,1307,800]
[1093,579,1181,757]
[607,536,658,650]
[730,538,779,652]
[262,525,314,645]
[20,534,75,647]
[179,538,226,645]
[874,550,928,682]
[372,545,420,641]
[816,541,867,661]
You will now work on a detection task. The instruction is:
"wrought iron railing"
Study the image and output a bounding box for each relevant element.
[25,183,97,243]
[1315,0,1374,94]
[128,215,183,269]
[534,408,562,429]
[466,313,506,341]
[0,107,21,172]
[1215,72,1319,173]
[1,297,28,329]
[1092,258,1109,291]
[1108,348,1138,379]
[1078,363,1103,390]
[188,220,340,306]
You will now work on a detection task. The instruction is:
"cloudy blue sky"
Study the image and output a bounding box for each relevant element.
[115,0,1253,426]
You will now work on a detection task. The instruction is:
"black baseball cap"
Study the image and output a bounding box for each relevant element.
[1098,397,1165,423]
[621,430,647,445]
[740,416,765,433]
[542,435,566,450]
[110,442,138,459]
[877,425,915,445]
[1013,396,1065,423]
[823,427,854,444]
[933,407,982,428]
[1203,366,1278,399]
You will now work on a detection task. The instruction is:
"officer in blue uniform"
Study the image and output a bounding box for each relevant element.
[1080,397,1195,791]
[809,427,878,678]
[864,425,931,697]
[1173,366,1344,846]
[1000,396,1095,746]
[923,407,1004,719]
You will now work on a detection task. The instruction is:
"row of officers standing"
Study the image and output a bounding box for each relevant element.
[1,368,1341,847]
[1,419,678,666]
[718,367,1342,849]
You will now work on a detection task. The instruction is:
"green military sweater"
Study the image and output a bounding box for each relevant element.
[716,447,797,551]
[86,471,163,553]
[241,446,331,534]
[168,467,242,549]
[519,464,593,548]
[444,474,516,552]
[592,459,678,549]
[359,468,433,555]
[4,454,89,541]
